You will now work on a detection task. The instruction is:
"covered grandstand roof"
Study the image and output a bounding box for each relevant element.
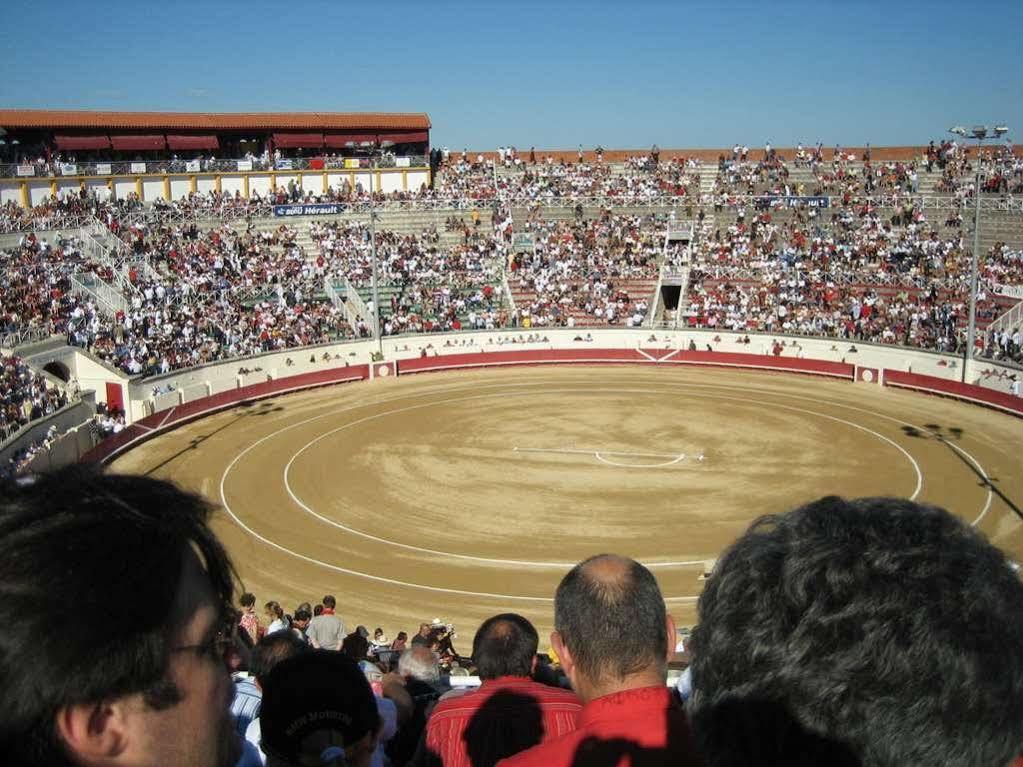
[0,109,431,131]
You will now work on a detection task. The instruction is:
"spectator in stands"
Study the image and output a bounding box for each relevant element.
[307,594,344,650]
[411,622,433,648]
[420,613,582,767]
[291,608,312,644]
[342,626,372,661]
[258,651,380,767]
[238,592,262,643]
[0,466,242,767]
[385,646,445,765]
[264,601,290,635]
[237,631,311,759]
[689,496,1023,767]
[500,554,701,766]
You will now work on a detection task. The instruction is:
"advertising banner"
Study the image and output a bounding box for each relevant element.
[272,203,345,217]
[59,164,78,176]
[275,159,294,171]
[95,163,112,175]
[185,160,202,173]
[16,165,35,177]
[130,162,147,174]
[236,159,253,172]
[755,195,830,209]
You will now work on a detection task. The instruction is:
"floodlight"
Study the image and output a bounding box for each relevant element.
[971,125,988,139]
[949,126,968,137]
[993,125,1009,137]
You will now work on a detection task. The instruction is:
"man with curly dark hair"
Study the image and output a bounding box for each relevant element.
[0,466,242,767]
[689,495,1023,767]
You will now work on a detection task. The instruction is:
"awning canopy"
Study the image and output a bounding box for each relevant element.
[110,135,166,151]
[323,132,378,149]
[54,135,111,151]
[166,134,219,150]
[378,131,429,145]
[272,132,323,149]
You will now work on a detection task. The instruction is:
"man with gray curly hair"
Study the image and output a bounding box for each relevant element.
[689,496,1023,767]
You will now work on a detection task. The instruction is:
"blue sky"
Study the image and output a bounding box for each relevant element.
[3,0,1021,150]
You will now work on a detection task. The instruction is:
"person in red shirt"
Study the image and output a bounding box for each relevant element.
[499,555,701,767]
[420,613,581,767]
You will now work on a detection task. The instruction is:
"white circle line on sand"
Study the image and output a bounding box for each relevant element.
[278,388,709,569]
[595,452,688,469]
[276,386,924,570]
[514,446,692,468]
[682,381,995,526]
[209,373,997,600]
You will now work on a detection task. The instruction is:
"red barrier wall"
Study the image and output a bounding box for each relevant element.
[883,370,1023,417]
[80,351,1021,466]
[82,365,369,464]
[397,349,856,379]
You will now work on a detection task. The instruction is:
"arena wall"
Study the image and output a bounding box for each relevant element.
[73,328,1023,467]
[116,328,1023,423]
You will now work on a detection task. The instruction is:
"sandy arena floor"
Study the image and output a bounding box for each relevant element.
[111,365,1023,647]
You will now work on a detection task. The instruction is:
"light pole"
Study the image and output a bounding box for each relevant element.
[948,124,1009,382]
[369,188,383,358]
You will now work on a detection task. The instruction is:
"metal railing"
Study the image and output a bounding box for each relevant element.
[324,276,362,330]
[0,154,429,179]
[69,271,129,317]
[986,299,1023,337]
[0,326,52,349]
[6,192,1023,235]
[995,284,1023,299]
[343,276,371,321]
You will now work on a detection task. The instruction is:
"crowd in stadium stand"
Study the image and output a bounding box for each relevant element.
[432,154,702,204]
[310,220,507,335]
[508,212,660,327]
[679,201,1021,351]
[3,468,1022,767]
[0,353,68,439]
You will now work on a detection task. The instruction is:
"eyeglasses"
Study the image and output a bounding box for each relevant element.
[171,631,234,664]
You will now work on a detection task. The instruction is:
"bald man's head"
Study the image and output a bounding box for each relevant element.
[554,554,668,685]
[472,613,539,679]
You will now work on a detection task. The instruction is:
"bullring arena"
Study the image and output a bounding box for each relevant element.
[107,357,1023,638]
[2,111,1023,647]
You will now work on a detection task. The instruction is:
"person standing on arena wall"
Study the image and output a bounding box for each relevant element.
[306,594,344,650]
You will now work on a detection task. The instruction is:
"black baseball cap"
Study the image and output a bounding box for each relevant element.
[259,650,380,765]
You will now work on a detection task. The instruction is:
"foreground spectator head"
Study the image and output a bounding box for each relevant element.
[501,554,699,766]
[472,613,539,679]
[690,496,1023,767]
[552,553,674,701]
[259,650,379,767]
[423,614,581,767]
[0,465,240,767]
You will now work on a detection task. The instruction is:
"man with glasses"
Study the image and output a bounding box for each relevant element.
[0,466,243,767]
